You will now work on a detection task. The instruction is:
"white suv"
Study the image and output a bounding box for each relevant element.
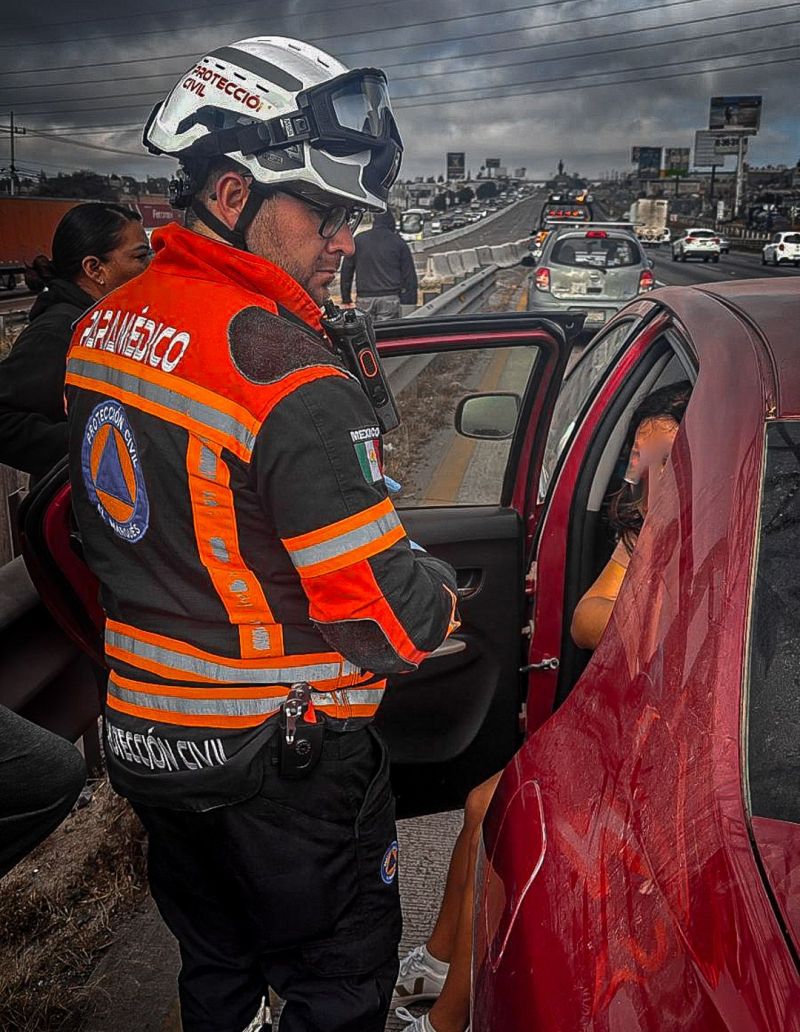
[762,231,800,267]
[671,228,721,263]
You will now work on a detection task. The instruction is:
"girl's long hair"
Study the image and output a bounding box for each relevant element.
[608,381,692,552]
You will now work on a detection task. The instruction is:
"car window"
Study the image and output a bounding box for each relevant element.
[691,230,715,238]
[747,421,800,825]
[551,236,639,269]
[384,344,539,507]
[538,319,633,502]
[784,233,800,245]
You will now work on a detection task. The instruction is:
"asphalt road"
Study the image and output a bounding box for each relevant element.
[649,246,800,287]
[423,195,543,254]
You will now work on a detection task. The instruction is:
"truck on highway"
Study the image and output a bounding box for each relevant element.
[629,198,670,246]
[0,196,177,289]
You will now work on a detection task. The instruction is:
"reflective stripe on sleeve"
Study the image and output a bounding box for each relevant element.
[66,353,258,461]
[186,436,284,658]
[282,497,406,577]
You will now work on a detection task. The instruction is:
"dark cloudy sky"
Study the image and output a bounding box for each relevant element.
[1,0,797,183]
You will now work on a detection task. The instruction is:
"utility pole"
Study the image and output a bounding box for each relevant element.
[1,113,27,196]
[734,134,748,219]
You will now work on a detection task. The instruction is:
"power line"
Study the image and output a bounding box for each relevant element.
[388,8,800,80]
[12,28,796,117]
[393,53,800,108]
[3,1,794,93]
[392,42,798,103]
[0,0,723,74]
[25,130,152,158]
[7,0,402,35]
[0,0,578,50]
[21,46,798,141]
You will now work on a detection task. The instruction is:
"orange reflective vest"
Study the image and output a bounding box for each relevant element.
[65,223,457,808]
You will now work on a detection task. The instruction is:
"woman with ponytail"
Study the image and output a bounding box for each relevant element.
[0,202,150,481]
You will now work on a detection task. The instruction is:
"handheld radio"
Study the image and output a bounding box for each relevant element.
[321,301,401,434]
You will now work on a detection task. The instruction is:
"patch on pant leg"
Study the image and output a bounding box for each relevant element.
[381,839,399,884]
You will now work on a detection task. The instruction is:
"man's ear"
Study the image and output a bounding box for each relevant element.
[209,172,251,230]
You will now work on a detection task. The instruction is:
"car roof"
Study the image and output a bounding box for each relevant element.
[687,279,800,417]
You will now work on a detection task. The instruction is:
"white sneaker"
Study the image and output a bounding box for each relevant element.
[395,1007,435,1031]
[392,944,448,1006]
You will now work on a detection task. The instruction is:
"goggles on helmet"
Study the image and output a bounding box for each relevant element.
[161,68,403,198]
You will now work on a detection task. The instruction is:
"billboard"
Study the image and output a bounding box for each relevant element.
[637,146,662,179]
[485,157,501,168]
[709,95,762,132]
[694,131,724,167]
[713,134,747,155]
[446,151,465,180]
[663,147,690,177]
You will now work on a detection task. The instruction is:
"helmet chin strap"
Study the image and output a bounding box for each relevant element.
[190,188,266,251]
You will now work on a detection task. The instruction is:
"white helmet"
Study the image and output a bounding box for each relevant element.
[144,37,402,217]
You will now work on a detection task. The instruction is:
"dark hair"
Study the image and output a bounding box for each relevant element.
[23,202,142,293]
[607,380,692,551]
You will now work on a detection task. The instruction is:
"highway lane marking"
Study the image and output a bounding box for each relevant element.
[423,346,513,505]
[415,264,531,509]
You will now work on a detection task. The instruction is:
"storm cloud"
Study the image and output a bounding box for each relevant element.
[0,0,796,182]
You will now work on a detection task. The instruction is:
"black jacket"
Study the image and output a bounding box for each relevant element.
[340,226,418,305]
[0,279,94,480]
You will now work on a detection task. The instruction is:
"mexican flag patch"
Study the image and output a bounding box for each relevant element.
[354,438,382,483]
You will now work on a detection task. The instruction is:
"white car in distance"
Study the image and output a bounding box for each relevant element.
[671,228,721,263]
[762,231,800,267]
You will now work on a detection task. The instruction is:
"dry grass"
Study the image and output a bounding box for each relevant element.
[0,778,148,1032]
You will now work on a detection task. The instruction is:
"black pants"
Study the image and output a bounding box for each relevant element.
[133,724,401,1032]
[0,705,87,878]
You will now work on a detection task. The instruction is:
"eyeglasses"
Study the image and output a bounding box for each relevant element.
[282,189,364,239]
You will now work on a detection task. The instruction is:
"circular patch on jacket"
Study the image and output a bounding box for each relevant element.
[381,840,399,884]
[81,400,149,543]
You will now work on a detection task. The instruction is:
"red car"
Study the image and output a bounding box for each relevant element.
[20,281,800,1029]
[465,281,800,1030]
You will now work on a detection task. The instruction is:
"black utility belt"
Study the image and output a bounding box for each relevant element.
[275,683,371,780]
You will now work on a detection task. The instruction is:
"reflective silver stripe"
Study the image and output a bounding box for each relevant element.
[314,688,385,708]
[106,628,359,683]
[287,509,402,570]
[67,357,256,454]
[209,537,230,563]
[250,627,271,652]
[108,683,385,717]
[199,444,217,478]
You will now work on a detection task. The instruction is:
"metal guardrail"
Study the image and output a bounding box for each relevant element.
[407,264,499,318]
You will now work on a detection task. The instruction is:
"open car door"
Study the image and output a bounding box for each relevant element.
[373,312,574,817]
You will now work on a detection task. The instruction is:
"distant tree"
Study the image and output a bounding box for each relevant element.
[476,181,498,200]
[38,169,117,199]
[457,186,474,204]
[432,193,448,212]
[437,174,444,183]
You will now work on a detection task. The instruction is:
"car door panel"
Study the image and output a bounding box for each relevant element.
[375,506,524,816]
[373,314,571,816]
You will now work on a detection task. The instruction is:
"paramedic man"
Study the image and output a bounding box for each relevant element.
[64,37,458,1032]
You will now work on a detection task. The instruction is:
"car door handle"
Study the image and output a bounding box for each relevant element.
[455,568,481,599]
[427,636,467,659]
